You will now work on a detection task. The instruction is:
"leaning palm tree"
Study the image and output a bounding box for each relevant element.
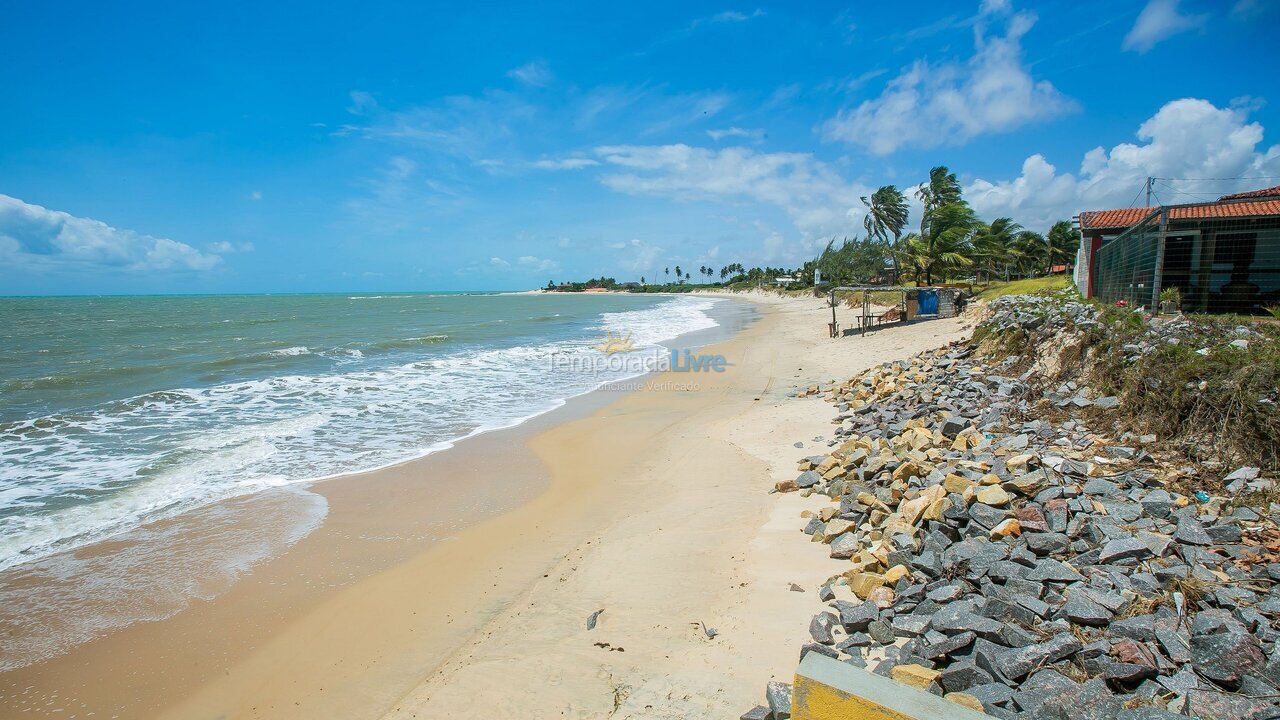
[862,185,910,282]
[915,166,963,236]
[971,217,1024,281]
[909,202,977,285]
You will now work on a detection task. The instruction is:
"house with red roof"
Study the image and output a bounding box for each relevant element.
[1074,185,1280,314]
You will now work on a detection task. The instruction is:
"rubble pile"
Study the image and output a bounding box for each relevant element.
[749,295,1280,720]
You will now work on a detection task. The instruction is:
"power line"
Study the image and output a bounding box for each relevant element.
[1153,175,1280,182]
[1125,181,1147,209]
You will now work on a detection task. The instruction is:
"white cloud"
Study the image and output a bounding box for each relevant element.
[484,255,560,273]
[249,190,263,201]
[823,6,1075,155]
[347,90,378,116]
[517,255,559,272]
[209,241,255,253]
[614,238,663,274]
[1123,0,1207,53]
[507,60,554,87]
[530,157,600,170]
[1231,0,1266,19]
[706,127,765,142]
[708,9,765,23]
[593,144,870,243]
[0,195,221,273]
[965,98,1280,231]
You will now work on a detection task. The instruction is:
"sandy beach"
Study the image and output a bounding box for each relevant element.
[0,293,969,719]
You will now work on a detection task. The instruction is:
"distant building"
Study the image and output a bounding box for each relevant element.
[1075,185,1280,313]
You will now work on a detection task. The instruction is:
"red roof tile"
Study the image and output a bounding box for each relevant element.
[1078,207,1155,230]
[1218,185,1280,201]
[1079,199,1280,230]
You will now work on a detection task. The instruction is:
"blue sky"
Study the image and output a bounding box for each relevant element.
[2,0,1278,294]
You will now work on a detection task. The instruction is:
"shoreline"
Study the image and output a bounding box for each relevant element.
[0,293,970,719]
[0,295,756,717]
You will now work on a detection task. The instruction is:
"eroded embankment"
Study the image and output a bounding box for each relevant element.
[743,293,1280,720]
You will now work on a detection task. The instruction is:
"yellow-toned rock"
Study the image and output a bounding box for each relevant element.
[889,664,940,689]
[945,692,986,711]
[892,461,923,482]
[883,564,910,584]
[819,506,839,521]
[979,473,1003,486]
[856,492,887,511]
[976,485,1012,506]
[923,496,953,522]
[823,518,855,540]
[846,572,886,598]
[1007,453,1035,470]
[943,474,973,494]
[989,518,1021,539]
[897,495,932,526]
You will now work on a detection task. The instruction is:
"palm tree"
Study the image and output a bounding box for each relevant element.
[862,185,910,283]
[674,265,682,283]
[970,217,1024,281]
[915,166,962,236]
[1046,220,1079,273]
[905,202,977,285]
[664,267,670,283]
[641,275,646,285]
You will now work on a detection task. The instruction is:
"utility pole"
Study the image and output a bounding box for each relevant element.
[1145,177,1153,208]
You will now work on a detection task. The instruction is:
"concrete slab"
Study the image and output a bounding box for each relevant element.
[793,653,995,720]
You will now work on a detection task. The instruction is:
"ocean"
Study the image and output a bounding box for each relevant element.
[0,291,738,668]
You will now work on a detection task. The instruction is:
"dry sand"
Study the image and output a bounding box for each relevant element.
[380,293,971,719]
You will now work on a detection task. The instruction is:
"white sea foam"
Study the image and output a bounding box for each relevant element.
[0,296,724,575]
[269,345,311,356]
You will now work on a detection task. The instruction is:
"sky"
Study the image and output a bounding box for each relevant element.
[2,0,1279,294]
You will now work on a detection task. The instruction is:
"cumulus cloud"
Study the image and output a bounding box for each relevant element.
[823,4,1075,155]
[507,60,554,87]
[0,195,221,273]
[965,98,1280,231]
[594,144,870,240]
[1123,0,1207,53]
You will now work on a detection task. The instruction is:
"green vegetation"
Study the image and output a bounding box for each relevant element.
[978,290,1280,471]
[975,275,1072,300]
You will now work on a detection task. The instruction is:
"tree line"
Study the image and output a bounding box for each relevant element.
[547,165,1079,292]
[816,166,1079,287]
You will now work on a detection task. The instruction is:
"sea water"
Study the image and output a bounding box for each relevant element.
[0,291,733,667]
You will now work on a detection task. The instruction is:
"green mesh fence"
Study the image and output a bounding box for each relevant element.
[1092,210,1162,309]
[1091,206,1280,315]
